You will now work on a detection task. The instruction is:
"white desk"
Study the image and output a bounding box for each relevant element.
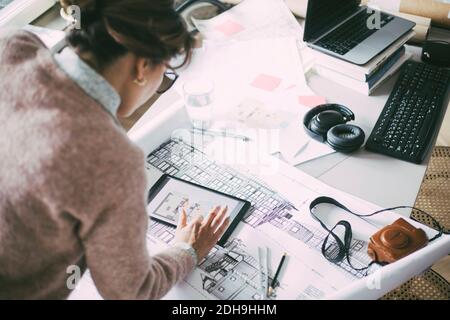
[130,46,450,213]
[31,3,450,212]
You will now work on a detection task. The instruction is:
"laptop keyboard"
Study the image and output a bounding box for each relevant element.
[316,10,394,56]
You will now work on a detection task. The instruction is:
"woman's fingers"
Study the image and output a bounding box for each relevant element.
[210,206,228,231]
[189,219,200,243]
[204,206,221,228]
[214,217,230,241]
[177,208,188,230]
[192,213,204,225]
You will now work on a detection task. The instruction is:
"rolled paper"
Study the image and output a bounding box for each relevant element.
[400,0,450,28]
[364,0,450,28]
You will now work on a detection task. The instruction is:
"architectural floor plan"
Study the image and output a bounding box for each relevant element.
[145,139,377,300]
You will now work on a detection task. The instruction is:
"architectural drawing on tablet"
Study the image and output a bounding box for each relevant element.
[146,139,375,281]
[153,192,215,223]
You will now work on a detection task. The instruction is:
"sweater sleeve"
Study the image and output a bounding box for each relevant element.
[75,136,196,300]
[0,29,45,63]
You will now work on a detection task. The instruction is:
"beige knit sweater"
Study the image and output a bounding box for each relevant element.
[0,30,194,299]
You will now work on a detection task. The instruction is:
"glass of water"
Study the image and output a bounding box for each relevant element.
[183,79,215,130]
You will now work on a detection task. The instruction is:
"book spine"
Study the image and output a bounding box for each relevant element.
[314,61,367,81]
[315,65,369,95]
[367,47,405,86]
[315,46,405,83]
[368,53,411,94]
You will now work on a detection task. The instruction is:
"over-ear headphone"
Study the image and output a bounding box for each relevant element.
[303,104,365,153]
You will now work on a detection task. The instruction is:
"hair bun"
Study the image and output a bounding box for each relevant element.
[60,0,97,13]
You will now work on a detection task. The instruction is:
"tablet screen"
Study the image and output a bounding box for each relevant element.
[147,175,250,245]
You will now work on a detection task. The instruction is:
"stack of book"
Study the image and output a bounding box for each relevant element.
[313,30,415,95]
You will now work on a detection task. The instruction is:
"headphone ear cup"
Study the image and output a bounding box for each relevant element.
[327,124,365,153]
[309,115,325,135]
[309,110,346,136]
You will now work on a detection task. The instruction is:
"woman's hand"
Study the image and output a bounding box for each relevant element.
[175,206,230,262]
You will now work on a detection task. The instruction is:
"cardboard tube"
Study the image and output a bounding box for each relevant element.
[388,11,431,43]
[411,24,430,43]
[400,0,450,28]
[393,11,432,27]
[285,0,308,17]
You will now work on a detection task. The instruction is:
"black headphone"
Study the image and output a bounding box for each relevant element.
[303,104,365,153]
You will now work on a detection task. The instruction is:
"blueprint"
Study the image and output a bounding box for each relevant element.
[147,139,375,279]
[144,138,449,301]
[143,139,385,300]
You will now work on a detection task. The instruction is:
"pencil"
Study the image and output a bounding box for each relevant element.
[190,128,251,142]
[268,252,287,296]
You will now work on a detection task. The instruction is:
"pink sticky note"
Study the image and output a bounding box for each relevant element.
[285,84,297,91]
[214,20,245,36]
[251,74,282,91]
[298,95,327,107]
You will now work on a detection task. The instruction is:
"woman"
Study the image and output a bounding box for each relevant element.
[0,0,229,299]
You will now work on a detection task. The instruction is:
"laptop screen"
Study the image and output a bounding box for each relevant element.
[304,0,361,42]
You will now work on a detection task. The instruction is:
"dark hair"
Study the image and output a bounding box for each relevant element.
[60,0,194,71]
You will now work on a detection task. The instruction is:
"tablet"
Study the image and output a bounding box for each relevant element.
[147,174,251,246]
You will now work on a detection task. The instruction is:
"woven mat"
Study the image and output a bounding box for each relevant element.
[383,147,450,300]
[382,269,450,300]
[411,147,450,233]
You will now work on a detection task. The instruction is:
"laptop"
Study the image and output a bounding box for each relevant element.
[303,0,415,65]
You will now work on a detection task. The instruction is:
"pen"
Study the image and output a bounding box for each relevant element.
[293,141,309,158]
[191,128,251,142]
[268,252,287,297]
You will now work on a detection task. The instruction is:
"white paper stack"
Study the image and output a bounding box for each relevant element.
[186,0,337,165]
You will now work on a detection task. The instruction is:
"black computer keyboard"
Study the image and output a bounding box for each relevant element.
[366,61,450,164]
[317,11,394,55]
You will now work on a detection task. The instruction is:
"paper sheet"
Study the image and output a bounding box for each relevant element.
[222,0,308,18]
[192,0,303,43]
[186,0,336,164]
[175,36,334,165]
[70,103,450,300]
